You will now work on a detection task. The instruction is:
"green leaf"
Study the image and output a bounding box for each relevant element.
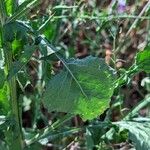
[0,52,8,115]
[0,141,8,150]
[5,0,12,15]
[86,123,109,150]
[0,84,9,115]
[43,56,116,120]
[24,143,43,150]
[0,69,5,88]
[38,35,65,61]
[3,21,29,42]
[8,45,36,79]
[12,39,24,55]
[136,47,150,73]
[7,0,39,23]
[5,0,18,15]
[86,128,94,150]
[114,121,150,150]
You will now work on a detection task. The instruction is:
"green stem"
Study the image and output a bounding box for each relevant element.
[0,0,23,149]
[123,97,150,120]
[27,114,74,145]
[5,47,23,150]
[1,32,23,150]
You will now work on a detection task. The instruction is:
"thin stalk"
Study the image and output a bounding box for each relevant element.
[123,97,150,120]
[146,20,150,44]
[112,25,118,70]
[126,0,150,36]
[32,51,44,128]
[51,15,150,20]
[6,0,39,23]
[115,0,150,53]
[26,114,74,145]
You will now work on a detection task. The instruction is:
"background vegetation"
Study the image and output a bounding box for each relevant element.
[0,0,150,149]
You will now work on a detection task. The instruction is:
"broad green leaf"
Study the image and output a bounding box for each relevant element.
[114,121,150,150]
[136,47,150,73]
[3,21,29,42]
[0,69,5,88]
[43,56,116,120]
[8,45,36,79]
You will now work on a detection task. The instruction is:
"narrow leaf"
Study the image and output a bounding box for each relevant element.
[7,0,39,23]
[3,21,29,42]
[53,5,78,9]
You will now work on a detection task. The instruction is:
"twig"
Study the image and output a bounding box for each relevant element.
[126,0,150,36]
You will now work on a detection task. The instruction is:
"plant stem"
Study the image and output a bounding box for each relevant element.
[4,45,23,150]
[1,32,23,150]
[26,114,74,145]
[0,0,23,149]
[123,97,150,120]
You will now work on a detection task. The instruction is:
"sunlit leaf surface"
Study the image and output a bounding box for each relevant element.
[136,47,150,73]
[43,56,116,120]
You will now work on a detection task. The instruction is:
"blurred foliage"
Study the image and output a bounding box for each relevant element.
[0,0,150,149]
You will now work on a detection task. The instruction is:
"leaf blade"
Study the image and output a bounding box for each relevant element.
[114,121,150,150]
[6,0,39,23]
[8,45,36,79]
[136,47,150,73]
[43,56,116,120]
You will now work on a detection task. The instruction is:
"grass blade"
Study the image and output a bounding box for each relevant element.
[6,0,39,23]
